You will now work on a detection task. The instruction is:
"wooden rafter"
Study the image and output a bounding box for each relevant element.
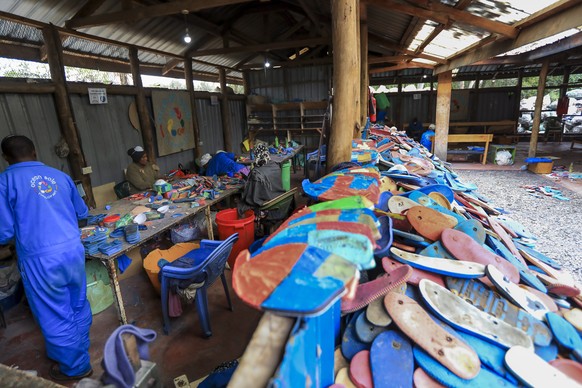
[296,0,324,36]
[435,2,582,73]
[473,32,582,66]
[367,0,518,38]
[190,37,328,57]
[369,62,434,74]
[66,0,254,29]
[369,55,419,65]
[369,33,446,64]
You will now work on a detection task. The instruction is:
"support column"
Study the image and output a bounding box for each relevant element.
[219,68,233,153]
[528,60,549,158]
[328,0,360,172]
[129,46,156,163]
[359,3,369,130]
[184,56,202,159]
[434,71,452,161]
[42,25,95,208]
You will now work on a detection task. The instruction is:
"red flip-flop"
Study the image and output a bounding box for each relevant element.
[49,364,93,382]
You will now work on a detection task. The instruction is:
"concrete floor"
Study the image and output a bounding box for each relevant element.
[452,140,582,196]
[1,257,263,387]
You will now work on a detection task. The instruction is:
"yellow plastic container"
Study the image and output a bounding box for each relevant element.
[528,161,553,174]
[143,242,200,294]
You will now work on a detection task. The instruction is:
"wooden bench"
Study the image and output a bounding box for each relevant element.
[446,134,494,165]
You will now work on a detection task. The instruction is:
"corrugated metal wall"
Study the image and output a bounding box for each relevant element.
[472,89,517,122]
[196,97,224,156]
[0,93,71,174]
[229,99,246,153]
[248,65,330,103]
[383,91,436,128]
[72,94,143,186]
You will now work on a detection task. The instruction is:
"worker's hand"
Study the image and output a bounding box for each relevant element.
[152,164,160,172]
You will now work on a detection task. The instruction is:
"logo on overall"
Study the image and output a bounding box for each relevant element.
[30,175,58,199]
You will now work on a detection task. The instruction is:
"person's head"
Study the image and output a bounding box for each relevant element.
[1,135,37,165]
[253,143,271,167]
[127,146,148,166]
[429,124,436,131]
[200,153,212,167]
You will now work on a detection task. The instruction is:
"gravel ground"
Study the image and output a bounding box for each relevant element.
[454,169,582,284]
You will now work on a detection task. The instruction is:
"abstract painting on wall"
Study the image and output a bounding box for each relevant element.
[152,90,194,156]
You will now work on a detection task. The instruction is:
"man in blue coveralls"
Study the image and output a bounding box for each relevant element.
[0,135,93,381]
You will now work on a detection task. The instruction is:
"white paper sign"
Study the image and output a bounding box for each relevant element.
[88,88,108,104]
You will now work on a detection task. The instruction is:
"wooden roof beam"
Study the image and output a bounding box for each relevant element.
[474,32,582,66]
[367,0,518,38]
[369,62,434,74]
[369,33,446,64]
[66,0,254,29]
[369,54,419,65]
[191,37,328,57]
[435,2,582,74]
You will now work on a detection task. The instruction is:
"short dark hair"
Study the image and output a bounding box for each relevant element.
[1,135,36,159]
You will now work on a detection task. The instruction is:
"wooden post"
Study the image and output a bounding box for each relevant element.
[184,56,202,159]
[129,46,156,163]
[219,68,233,153]
[359,3,368,130]
[42,25,96,208]
[434,71,452,161]
[328,0,360,172]
[528,60,549,158]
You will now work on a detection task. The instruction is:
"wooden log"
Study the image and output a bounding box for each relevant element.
[184,56,202,159]
[359,2,369,131]
[42,25,96,208]
[328,0,360,172]
[219,68,233,153]
[228,313,294,388]
[434,71,452,161]
[528,60,549,158]
[129,46,156,163]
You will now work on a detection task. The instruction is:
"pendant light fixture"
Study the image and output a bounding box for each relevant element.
[182,10,191,44]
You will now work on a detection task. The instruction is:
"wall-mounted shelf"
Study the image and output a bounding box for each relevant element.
[246,101,327,145]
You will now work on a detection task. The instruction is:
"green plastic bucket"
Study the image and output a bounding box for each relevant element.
[281,160,291,191]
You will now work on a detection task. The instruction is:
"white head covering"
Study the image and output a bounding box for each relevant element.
[429,124,436,130]
[200,153,212,166]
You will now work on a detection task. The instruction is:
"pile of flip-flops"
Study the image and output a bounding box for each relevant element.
[98,240,123,256]
[124,224,140,244]
[522,185,571,201]
[81,228,108,255]
[234,126,582,387]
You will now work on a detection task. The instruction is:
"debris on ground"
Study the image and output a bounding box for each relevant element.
[521,185,571,201]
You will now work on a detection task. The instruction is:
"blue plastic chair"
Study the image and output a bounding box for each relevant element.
[160,233,239,337]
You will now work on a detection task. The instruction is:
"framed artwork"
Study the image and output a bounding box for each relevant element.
[151,90,195,156]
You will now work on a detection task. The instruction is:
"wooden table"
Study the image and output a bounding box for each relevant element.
[87,185,242,325]
[447,134,494,165]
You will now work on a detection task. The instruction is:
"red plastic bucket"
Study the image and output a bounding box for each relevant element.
[215,209,255,267]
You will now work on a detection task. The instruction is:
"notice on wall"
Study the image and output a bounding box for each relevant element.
[88,88,108,104]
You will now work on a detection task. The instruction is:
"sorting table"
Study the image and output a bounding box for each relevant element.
[238,145,304,167]
[87,185,242,325]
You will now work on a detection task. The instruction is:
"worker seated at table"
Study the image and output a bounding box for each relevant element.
[238,143,285,216]
[420,124,436,151]
[126,146,161,194]
[407,117,424,141]
[198,151,249,177]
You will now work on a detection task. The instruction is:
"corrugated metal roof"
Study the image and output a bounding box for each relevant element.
[0,0,577,82]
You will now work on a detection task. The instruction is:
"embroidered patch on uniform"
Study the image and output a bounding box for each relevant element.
[31,175,58,199]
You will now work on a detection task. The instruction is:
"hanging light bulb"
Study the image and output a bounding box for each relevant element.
[264,59,271,68]
[182,10,191,44]
[184,30,191,43]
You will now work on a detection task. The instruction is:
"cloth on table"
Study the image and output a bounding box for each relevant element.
[237,161,285,217]
[204,152,247,177]
[101,324,157,388]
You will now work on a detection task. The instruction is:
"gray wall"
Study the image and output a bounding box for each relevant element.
[0,93,71,174]
[248,65,330,103]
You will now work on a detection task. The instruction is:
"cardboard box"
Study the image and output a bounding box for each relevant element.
[527,161,554,174]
